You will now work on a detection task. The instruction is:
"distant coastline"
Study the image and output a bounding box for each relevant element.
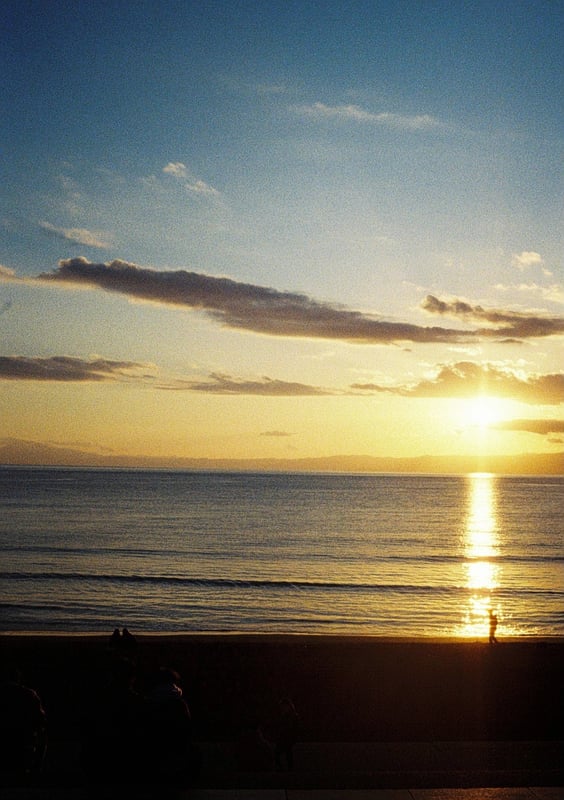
[1,437,563,475]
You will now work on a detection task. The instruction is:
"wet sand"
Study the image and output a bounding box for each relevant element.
[1,633,563,743]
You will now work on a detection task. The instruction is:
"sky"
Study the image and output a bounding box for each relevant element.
[1,0,563,471]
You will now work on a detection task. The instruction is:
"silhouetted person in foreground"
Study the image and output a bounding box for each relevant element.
[488,609,499,643]
[80,656,145,783]
[0,667,47,778]
[259,696,299,770]
[144,667,197,783]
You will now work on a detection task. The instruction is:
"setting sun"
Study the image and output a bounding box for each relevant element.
[464,396,507,428]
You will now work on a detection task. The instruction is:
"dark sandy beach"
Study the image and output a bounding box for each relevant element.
[2,633,563,744]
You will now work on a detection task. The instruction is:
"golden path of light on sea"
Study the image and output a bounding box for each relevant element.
[459,473,501,638]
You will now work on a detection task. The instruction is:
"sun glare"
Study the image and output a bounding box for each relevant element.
[465,396,504,428]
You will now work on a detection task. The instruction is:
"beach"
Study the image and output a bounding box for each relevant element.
[2,633,563,744]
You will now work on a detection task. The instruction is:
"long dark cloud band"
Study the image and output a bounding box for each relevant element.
[421,295,564,339]
[35,258,475,345]
[0,356,148,381]
[4,257,561,344]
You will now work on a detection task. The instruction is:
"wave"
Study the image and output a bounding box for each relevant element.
[2,571,563,597]
[2,545,562,564]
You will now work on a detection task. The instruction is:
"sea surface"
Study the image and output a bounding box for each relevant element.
[0,467,562,637]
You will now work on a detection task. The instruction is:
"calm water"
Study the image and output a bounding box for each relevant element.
[0,467,562,637]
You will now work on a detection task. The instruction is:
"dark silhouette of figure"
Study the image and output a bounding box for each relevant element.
[144,667,196,783]
[121,627,137,651]
[108,627,137,653]
[488,609,499,643]
[109,628,121,648]
[80,656,145,782]
[0,667,47,778]
[259,696,299,770]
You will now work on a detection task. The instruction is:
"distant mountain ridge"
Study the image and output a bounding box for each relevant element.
[1,437,562,475]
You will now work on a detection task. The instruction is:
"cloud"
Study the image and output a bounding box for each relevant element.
[0,355,151,382]
[351,362,564,405]
[162,162,220,196]
[421,294,564,339]
[8,259,563,345]
[255,83,288,95]
[160,372,336,395]
[0,353,335,395]
[292,102,442,130]
[260,430,294,437]
[162,162,189,179]
[39,221,111,249]
[494,282,564,305]
[29,258,480,345]
[492,419,564,435]
[511,251,543,270]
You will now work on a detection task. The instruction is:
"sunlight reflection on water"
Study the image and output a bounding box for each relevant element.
[460,473,502,637]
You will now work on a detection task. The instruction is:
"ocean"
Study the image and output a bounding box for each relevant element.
[0,467,562,637]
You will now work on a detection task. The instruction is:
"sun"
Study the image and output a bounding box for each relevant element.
[465,396,505,428]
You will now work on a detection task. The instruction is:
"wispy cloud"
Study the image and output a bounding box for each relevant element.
[511,251,544,270]
[162,162,220,196]
[39,221,111,249]
[351,362,564,405]
[260,430,294,437]
[494,282,564,305]
[292,102,442,130]
[0,355,152,382]
[160,372,336,395]
[421,294,564,339]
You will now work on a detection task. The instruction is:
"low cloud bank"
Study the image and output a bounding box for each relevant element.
[3,353,563,407]
[492,419,564,435]
[352,362,564,405]
[160,373,335,396]
[0,355,149,382]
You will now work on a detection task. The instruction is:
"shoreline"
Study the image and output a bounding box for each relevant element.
[2,630,564,642]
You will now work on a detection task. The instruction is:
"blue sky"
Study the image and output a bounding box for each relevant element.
[1,0,563,468]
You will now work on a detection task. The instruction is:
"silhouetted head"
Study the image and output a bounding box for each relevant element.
[155,667,181,687]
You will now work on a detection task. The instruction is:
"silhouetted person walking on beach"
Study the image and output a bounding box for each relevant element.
[488,609,498,643]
